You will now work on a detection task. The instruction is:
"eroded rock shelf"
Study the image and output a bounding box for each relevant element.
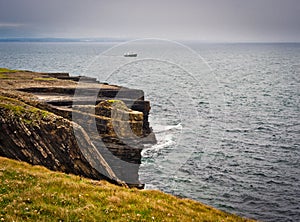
[0,70,156,188]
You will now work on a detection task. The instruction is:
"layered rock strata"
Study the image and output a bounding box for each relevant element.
[0,70,156,187]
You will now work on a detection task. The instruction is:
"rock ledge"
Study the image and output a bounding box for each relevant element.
[0,70,156,188]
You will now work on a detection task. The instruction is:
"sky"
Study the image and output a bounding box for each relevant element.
[0,0,299,42]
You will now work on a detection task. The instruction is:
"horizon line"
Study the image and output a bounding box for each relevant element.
[0,37,299,44]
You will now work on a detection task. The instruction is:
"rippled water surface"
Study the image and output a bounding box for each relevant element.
[0,42,299,221]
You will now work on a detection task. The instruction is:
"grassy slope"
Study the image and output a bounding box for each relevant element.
[0,68,18,73]
[0,68,19,79]
[0,157,254,222]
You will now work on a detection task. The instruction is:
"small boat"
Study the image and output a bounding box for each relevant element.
[124,52,137,57]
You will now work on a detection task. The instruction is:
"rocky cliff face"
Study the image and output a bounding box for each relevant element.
[0,70,156,187]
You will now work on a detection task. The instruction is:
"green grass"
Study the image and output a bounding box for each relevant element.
[0,68,19,73]
[105,100,130,110]
[0,96,49,124]
[0,74,9,79]
[0,157,255,222]
[0,68,19,79]
[0,73,10,79]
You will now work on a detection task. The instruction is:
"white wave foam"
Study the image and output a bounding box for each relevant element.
[153,123,182,133]
[142,133,177,157]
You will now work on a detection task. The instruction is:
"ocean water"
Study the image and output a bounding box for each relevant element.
[0,41,299,221]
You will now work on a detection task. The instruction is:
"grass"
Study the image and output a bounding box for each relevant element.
[0,68,19,73]
[0,157,255,222]
[0,68,19,79]
[0,74,9,79]
[105,100,130,111]
[0,96,49,124]
[0,73,11,79]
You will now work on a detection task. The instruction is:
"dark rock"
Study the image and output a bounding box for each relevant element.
[0,70,156,188]
[0,96,123,186]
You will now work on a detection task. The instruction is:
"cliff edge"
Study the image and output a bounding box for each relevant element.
[0,68,156,188]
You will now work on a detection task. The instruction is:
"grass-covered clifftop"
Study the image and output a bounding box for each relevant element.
[0,157,254,221]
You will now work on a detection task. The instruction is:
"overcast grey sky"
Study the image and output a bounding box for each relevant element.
[0,0,299,42]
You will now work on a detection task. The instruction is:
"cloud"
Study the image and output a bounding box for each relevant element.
[0,0,299,41]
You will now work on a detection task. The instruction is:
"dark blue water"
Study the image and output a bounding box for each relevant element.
[0,41,299,221]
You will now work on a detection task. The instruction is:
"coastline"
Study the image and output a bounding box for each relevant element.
[0,68,255,221]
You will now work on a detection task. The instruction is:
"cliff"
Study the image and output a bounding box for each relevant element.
[0,68,156,188]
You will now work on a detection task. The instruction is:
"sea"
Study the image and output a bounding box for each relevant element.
[0,40,299,222]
